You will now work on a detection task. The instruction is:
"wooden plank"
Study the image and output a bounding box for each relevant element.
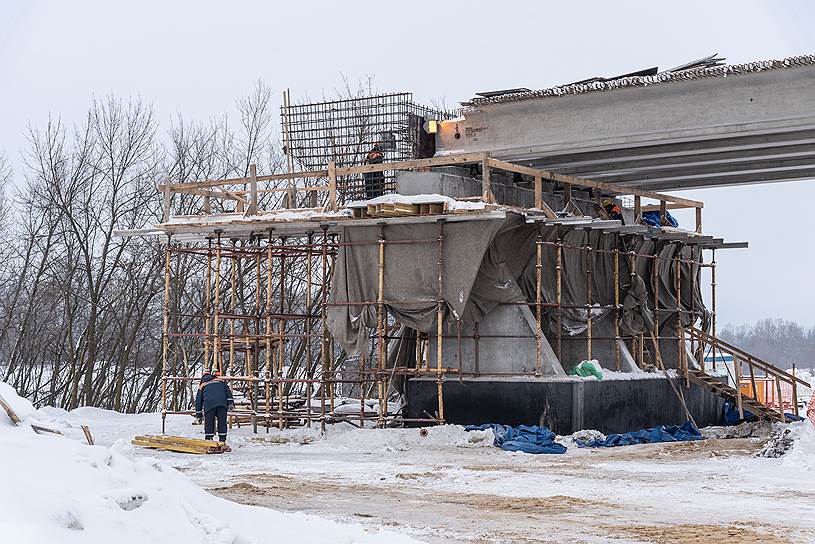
[0,393,21,425]
[485,157,703,209]
[31,424,63,436]
[82,425,95,446]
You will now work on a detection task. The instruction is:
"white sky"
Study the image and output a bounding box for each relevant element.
[1,0,814,327]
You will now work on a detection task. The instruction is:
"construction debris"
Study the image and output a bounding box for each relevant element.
[81,424,95,445]
[30,424,63,436]
[0,393,21,425]
[132,434,232,454]
[756,424,796,458]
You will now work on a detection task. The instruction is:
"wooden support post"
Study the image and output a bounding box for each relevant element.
[534,176,542,210]
[585,233,593,361]
[775,376,785,420]
[277,236,286,430]
[695,206,702,234]
[320,225,331,430]
[376,224,387,427]
[162,177,172,223]
[613,243,620,371]
[264,231,273,431]
[748,359,757,401]
[563,184,573,213]
[634,195,641,225]
[792,365,799,417]
[213,233,222,374]
[305,232,313,429]
[161,237,171,434]
[203,240,212,373]
[659,200,667,226]
[328,161,337,211]
[481,152,493,203]
[674,254,686,387]
[247,163,258,215]
[436,220,446,422]
[534,224,543,376]
[555,234,563,362]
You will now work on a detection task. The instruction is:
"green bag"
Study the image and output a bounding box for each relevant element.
[568,359,604,381]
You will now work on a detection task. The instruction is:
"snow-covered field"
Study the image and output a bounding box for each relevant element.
[3,380,815,543]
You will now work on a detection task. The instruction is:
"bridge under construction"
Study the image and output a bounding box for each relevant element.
[128,54,814,435]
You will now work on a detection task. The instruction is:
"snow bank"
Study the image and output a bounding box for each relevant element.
[0,382,421,544]
[323,424,494,452]
[782,420,815,471]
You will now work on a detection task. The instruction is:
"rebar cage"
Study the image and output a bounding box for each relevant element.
[280,92,452,203]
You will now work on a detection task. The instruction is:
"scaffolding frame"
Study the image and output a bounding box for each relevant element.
[152,154,808,432]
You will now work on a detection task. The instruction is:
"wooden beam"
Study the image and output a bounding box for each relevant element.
[337,152,486,176]
[534,176,542,209]
[634,195,642,224]
[485,157,703,209]
[695,206,702,233]
[641,202,695,212]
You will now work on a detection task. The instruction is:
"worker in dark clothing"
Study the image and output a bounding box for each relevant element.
[194,371,234,442]
[363,143,385,199]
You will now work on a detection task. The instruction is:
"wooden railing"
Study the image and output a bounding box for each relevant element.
[157,153,704,227]
[688,327,810,420]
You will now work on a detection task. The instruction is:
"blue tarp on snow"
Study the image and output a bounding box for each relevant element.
[575,421,703,448]
[465,424,567,454]
[723,400,803,425]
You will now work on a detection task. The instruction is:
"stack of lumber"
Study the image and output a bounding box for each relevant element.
[131,434,231,454]
[353,201,446,219]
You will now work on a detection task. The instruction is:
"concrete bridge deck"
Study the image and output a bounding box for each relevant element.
[436,56,815,192]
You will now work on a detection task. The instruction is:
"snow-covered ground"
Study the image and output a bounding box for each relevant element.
[4,379,815,543]
[0,382,419,544]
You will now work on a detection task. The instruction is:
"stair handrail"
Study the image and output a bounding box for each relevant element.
[688,326,810,418]
[688,327,809,387]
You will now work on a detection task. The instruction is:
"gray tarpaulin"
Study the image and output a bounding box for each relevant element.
[327,219,504,356]
[327,213,706,360]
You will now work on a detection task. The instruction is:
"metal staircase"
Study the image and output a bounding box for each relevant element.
[687,327,810,422]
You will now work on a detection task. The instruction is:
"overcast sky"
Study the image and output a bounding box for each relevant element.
[1,0,814,327]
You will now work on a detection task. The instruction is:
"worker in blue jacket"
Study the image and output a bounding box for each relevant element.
[194,371,234,442]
